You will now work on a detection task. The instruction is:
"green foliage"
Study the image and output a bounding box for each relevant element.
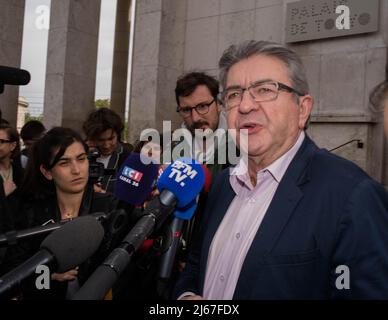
[95,99,110,109]
[124,121,129,143]
[25,113,43,123]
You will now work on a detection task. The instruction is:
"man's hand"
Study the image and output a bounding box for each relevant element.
[3,180,16,197]
[51,267,79,282]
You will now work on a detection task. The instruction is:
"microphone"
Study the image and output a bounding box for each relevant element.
[0,66,31,93]
[0,216,104,298]
[158,200,198,280]
[157,158,205,208]
[157,164,213,283]
[114,153,160,206]
[72,158,205,300]
[0,212,108,248]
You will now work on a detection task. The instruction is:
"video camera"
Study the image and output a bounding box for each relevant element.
[87,149,115,185]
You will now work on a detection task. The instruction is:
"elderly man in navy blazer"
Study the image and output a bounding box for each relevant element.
[174,40,388,300]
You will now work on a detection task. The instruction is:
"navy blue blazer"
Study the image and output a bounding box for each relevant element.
[174,136,388,299]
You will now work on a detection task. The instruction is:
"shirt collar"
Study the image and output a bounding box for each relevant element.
[230,131,305,193]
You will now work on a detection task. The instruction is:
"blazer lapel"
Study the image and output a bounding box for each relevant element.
[251,180,303,255]
[203,179,236,251]
[234,136,317,297]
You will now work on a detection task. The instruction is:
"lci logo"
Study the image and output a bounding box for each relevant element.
[121,166,143,182]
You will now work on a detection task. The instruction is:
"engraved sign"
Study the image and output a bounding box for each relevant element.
[285,0,379,43]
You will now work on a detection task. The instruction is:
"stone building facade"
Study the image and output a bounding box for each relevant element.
[0,0,387,184]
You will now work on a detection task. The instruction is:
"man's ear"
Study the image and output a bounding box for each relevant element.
[40,165,53,181]
[298,95,313,129]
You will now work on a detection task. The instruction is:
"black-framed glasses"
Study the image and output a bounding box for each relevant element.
[176,99,215,118]
[0,139,11,145]
[220,81,305,111]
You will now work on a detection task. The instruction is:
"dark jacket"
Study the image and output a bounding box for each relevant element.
[3,186,120,300]
[23,185,118,227]
[0,160,25,275]
[174,136,388,299]
[0,159,25,233]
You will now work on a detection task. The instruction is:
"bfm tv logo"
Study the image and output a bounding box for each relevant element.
[168,161,198,187]
[119,166,143,187]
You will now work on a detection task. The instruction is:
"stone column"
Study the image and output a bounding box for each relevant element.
[0,0,25,126]
[128,0,186,142]
[110,0,131,121]
[43,0,101,133]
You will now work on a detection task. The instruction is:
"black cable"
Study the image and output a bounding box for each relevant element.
[328,139,363,152]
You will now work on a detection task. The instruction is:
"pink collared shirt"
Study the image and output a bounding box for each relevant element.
[202,131,305,300]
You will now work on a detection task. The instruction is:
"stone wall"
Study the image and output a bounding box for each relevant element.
[129,0,186,142]
[43,0,101,134]
[129,0,388,183]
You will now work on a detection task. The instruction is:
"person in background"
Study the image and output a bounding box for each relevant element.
[175,73,239,285]
[175,72,230,176]
[82,108,133,193]
[133,135,163,165]
[19,120,46,168]
[17,127,119,299]
[0,124,24,233]
[0,124,24,276]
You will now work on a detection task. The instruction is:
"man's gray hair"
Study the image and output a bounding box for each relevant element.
[219,40,309,95]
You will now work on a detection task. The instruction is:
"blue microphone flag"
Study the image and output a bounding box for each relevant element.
[115,153,159,205]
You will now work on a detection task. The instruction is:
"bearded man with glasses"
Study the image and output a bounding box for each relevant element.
[174,40,388,300]
[175,72,224,135]
[168,73,236,300]
[175,72,233,175]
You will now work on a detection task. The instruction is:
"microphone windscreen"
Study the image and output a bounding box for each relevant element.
[40,216,104,273]
[157,158,205,208]
[174,198,198,220]
[115,153,159,205]
[0,66,31,86]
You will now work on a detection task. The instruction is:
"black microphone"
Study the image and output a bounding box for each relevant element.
[72,158,205,300]
[0,212,108,248]
[158,212,191,280]
[0,66,31,94]
[72,193,178,300]
[0,66,31,86]
[158,165,212,282]
[0,216,104,298]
